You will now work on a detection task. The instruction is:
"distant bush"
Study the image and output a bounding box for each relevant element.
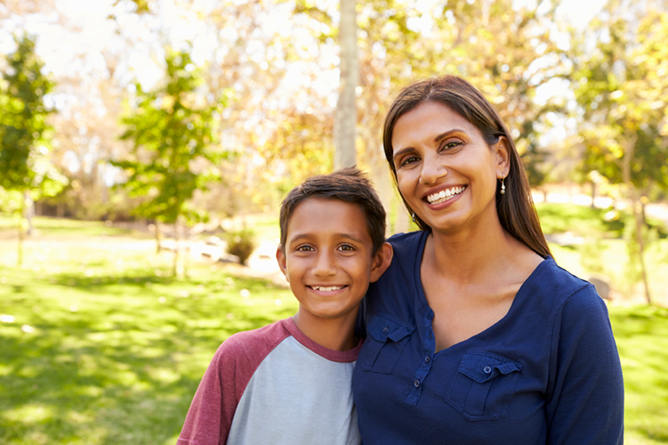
[225,228,256,265]
[536,203,625,237]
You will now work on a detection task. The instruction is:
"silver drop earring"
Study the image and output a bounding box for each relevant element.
[500,177,506,195]
[411,212,416,223]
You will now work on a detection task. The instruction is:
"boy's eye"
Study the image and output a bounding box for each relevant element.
[296,245,314,252]
[338,244,355,252]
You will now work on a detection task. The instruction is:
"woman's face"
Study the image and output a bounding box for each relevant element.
[391,101,507,234]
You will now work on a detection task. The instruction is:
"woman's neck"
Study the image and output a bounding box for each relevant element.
[425,219,527,284]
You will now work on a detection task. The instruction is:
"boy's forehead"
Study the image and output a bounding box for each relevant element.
[286,197,370,239]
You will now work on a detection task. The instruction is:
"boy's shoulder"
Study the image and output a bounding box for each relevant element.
[213,318,293,369]
[217,317,362,366]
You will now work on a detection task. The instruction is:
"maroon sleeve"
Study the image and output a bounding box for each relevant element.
[176,320,292,445]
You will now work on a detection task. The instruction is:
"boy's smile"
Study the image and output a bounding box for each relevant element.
[276,197,390,329]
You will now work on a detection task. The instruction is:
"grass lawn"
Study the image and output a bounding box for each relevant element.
[1,214,667,443]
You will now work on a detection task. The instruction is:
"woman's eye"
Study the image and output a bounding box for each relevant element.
[440,140,463,152]
[400,155,419,167]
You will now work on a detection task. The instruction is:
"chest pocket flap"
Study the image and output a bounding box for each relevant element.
[459,352,523,384]
[363,313,414,374]
[367,314,414,343]
[446,352,523,421]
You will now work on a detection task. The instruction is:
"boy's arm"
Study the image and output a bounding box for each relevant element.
[176,341,241,445]
[177,321,292,445]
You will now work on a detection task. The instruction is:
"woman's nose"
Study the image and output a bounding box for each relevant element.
[419,155,448,185]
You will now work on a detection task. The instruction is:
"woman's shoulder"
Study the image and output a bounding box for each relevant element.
[525,258,605,315]
[387,230,426,253]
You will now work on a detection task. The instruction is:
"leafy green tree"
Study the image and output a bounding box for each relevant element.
[114,48,227,277]
[572,6,668,304]
[0,33,67,266]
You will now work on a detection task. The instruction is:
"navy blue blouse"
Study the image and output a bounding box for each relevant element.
[353,231,624,444]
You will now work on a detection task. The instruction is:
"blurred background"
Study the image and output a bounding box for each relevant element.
[1,0,667,443]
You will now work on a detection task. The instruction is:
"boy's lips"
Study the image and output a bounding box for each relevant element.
[423,185,467,205]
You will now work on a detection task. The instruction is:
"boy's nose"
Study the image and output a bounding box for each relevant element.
[312,252,337,277]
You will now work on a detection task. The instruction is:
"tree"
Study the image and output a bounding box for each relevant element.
[572,5,668,304]
[0,33,67,266]
[334,0,358,169]
[114,48,227,277]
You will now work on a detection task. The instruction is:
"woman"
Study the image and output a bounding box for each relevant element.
[352,76,624,444]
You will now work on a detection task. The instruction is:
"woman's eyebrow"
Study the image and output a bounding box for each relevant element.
[392,128,468,162]
[433,129,466,143]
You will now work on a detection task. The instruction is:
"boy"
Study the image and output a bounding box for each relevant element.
[177,167,393,445]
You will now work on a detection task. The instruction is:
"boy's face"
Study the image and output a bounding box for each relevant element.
[276,198,390,325]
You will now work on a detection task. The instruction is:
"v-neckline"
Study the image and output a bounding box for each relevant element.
[411,230,551,354]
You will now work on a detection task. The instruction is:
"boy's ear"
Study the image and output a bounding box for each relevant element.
[494,136,511,178]
[369,242,393,283]
[276,246,288,282]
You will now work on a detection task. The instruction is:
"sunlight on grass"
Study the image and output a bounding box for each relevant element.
[1,214,667,443]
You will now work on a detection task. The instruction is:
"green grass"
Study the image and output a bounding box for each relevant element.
[1,214,668,443]
[611,305,668,444]
[536,202,626,237]
[0,217,296,444]
[536,203,668,306]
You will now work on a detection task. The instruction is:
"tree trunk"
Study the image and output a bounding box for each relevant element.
[622,137,651,304]
[17,209,24,268]
[184,225,190,279]
[590,181,596,209]
[23,191,33,236]
[155,221,162,254]
[173,221,179,278]
[334,0,358,170]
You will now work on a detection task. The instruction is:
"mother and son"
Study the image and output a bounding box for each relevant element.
[177,76,624,445]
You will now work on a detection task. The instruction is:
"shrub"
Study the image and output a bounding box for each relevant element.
[225,228,256,265]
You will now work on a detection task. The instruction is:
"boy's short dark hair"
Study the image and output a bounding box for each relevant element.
[279,167,386,254]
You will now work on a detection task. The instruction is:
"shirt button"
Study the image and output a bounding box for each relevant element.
[483,365,492,374]
[413,379,421,388]
[382,327,389,333]
[424,356,431,363]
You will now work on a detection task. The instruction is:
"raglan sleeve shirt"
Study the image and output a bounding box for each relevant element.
[178,318,363,445]
[177,322,288,445]
[352,230,624,445]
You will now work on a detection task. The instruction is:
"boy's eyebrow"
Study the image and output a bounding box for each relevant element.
[287,233,366,244]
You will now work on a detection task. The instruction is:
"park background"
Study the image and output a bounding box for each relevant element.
[1,0,667,443]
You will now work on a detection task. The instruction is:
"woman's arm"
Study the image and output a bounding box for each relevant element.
[546,285,624,444]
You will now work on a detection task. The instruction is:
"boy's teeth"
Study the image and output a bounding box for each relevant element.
[427,186,465,204]
[313,286,343,292]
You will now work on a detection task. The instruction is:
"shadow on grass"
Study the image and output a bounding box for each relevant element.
[0,272,295,445]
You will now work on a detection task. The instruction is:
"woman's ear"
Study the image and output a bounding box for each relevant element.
[494,136,511,178]
[369,242,393,283]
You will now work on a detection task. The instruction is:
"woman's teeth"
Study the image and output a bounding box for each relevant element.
[427,186,465,204]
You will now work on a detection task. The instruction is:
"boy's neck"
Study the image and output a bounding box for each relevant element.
[292,310,359,351]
